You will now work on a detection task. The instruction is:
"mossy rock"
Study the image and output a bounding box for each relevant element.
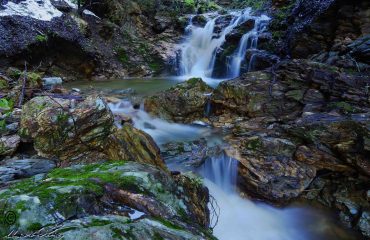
[0,161,211,239]
[144,78,213,123]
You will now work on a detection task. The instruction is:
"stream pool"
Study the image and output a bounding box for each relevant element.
[66,78,360,240]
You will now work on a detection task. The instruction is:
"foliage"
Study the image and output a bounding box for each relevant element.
[35,34,48,42]
[0,98,14,113]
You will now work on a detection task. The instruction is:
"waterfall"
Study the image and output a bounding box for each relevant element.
[177,9,270,80]
[199,154,238,193]
[227,15,270,78]
[198,154,333,240]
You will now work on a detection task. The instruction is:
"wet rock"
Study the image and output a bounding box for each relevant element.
[227,134,316,202]
[19,96,165,169]
[144,78,213,123]
[105,125,166,170]
[347,34,370,65]
[212,71,301,120]
[19,96,113,163]
[244,49,280,71]
[286,113,370,176]
[302,175,370,238]
[13,215,207,240]
[225,19,255,44]
[0,158,56,185]
[192,15,208,27]
[42,77,63,87]
[0,134,20,156]
[162,139,224,171]
[0,161,211,238]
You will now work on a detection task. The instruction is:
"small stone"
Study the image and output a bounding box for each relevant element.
[42,77,63,86]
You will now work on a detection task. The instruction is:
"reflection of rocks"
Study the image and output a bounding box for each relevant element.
[0,161,211,239]
[302,175,370,238]
[144,78,212,123]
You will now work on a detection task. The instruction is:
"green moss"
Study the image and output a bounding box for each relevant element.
[231,0,268,10]
[0,79,8,90]
[148,62,162,72]
[153,217,184,231]
[111,226,125,239]
[90,218,114,227]
[0,98,14,114]
[153,232,165,240]
[116,48,129,64]
[35,34,48,42]
[27,222,42,231]
[246,137,263,150]
[328,101,356,114]
[187,78,202,86]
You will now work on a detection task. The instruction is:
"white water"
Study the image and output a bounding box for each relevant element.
[108,100,213,146]
[200,155,337,240]
[227,15,270,78]
[106,99,352,240]
[177,8,270,80]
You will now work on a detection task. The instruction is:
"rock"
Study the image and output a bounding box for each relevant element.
[286,113,370,176]
[347,34,370,65]
[0,161,211,238]
[192,15,208,27]
[144,78,213,123]
[227,134,316,202]
[16,215,207,240]
[42,77,63,86]
[302,175,370,238]
[244,49,280,71]
[19,96,165,169]
[0,134,20,156]
[105,125,166,170]
[19,96,113,163]
[0,158,56,185]
[211,71,301,120]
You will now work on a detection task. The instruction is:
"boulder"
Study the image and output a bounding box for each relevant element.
[105,125,166,170]
[0,134,20,156]
[19,96,165,169]
[286,113,370,176]
[302,175,370,238]
[0,158,56,185]
[144,78,213,123]
[226,134,316,202]
[211,71,301,120]
[19,96,113,163]
[0,161,211,238]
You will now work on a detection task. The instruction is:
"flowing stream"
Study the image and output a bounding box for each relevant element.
[104,98,356,240]
[67,8,357,240]
[177,8,270,81]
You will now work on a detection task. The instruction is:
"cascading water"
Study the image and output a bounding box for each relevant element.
[177,8,270,80]
[106,98,356,240]
[227,14,270,78]
[108,100,213,146]
[199,154,353,240]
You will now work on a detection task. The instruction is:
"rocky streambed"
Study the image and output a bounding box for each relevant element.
[0,0,369,239]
